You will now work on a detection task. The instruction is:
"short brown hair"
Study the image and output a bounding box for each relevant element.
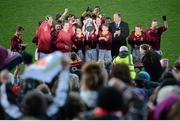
[135,24,142,28]
[81,62,104,90]
[111,63,132,85]
[140,44,151,52]
[174,59,180,71]
[16,25,24,32]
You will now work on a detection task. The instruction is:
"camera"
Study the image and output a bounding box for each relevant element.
[162,16,167,21]
[114,26,121,37]
[84,18,94,32]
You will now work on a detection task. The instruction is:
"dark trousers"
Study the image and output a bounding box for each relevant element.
[111,40,127,59]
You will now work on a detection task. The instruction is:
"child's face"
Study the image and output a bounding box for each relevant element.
[102,25,108,31]
[76,28,82,34]
[96,17,102,26]
[55,24,61,31]
[135,27,142,33]
[63,23,69,30]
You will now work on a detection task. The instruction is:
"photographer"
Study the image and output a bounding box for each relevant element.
[83,18,99,62]
[145,16,168,55]
[109,13,129,58]
[10,26,26,53]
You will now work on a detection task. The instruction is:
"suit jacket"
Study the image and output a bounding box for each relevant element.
[109,21,129,46]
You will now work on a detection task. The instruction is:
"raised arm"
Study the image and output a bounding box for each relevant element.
[93,20,99,35]
[46,60,70,117]
[162,16,168,29]
[59,8,68,21]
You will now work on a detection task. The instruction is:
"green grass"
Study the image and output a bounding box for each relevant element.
[0,0,180,64]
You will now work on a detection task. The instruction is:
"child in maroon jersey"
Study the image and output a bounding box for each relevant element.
[72,26,84,60]
[128,25,146,64]
[10,26,26,53]
[83,20,99,62]
[98,23,112,63]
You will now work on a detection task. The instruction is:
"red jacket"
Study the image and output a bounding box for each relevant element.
[37,21,53,53]
[56,24,74,53]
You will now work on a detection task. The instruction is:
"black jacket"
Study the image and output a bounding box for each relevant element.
[109,21,129,46]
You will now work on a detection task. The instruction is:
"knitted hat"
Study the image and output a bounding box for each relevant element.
[137,71,151,81]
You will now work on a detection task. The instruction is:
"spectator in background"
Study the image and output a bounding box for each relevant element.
[154,94,180,120]
[80,62,105,110]
[141,49,163,82]
[160,58,169,73]
[70,52,83,79]
[113,46,136,80]
[139,44,151,58]
[11,26,26,53]
[21,52,33,68]
[128,24,146,65]
[172,59,180,81]
[109,13,129,58]
[104,17,112,26]
[111,63,132,85]
[93,87,123,120]
[145,16,168,55]
[21,90,47,120]
[61,92,86,119]
[98,23,112,63]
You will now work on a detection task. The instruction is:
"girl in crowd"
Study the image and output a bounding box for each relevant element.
[128,25,146,65]
[83,20,99,62]
[98,23,112,63]
[72,26,84,60]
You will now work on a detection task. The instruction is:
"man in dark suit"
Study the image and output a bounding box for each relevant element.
[109,13,129,58]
